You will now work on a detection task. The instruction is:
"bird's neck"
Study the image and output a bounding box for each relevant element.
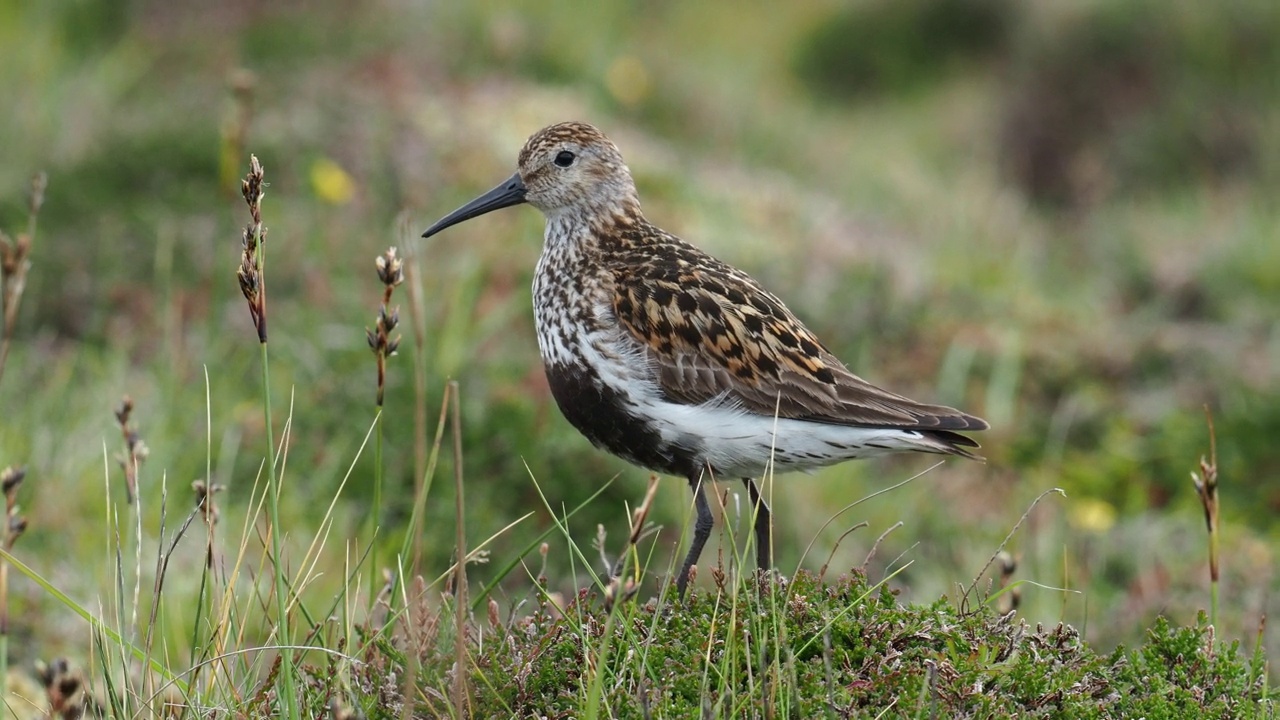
[533,220,615,369]
[533,199,647,340]
[545,192,643,237]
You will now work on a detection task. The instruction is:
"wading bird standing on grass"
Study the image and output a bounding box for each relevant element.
[422,121,987,597]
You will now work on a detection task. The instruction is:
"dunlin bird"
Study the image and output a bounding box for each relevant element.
[423,121,987,596]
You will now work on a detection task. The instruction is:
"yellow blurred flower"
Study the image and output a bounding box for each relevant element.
[310,157,356,205]
[606,55,651,108]
[1068,496,1117,533]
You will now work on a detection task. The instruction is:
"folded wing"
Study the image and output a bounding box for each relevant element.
[609,235,988,436]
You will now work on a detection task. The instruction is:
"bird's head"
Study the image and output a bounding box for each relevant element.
[422,121,638,240]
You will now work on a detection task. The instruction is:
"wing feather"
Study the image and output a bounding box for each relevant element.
[607,231,987,433]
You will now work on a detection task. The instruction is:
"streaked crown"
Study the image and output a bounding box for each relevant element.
[516,122,639,217]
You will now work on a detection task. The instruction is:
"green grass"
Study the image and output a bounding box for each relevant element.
[426,570,1271,717]
[0,0,1277,716]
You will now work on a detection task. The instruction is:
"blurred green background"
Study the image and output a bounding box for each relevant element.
[1,0,1277,668]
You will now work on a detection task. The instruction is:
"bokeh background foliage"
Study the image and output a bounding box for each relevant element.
[1,0,1278,677]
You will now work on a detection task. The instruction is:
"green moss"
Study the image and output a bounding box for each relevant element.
[374,572,1276,717]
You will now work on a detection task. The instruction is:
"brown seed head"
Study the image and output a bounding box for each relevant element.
[0,466,24,495]
[114,397,133,426]
[242,155,265,209]
[7,515,27,543]
[376,246,404,287]
[193,479,226,523]
[0,231,27,278]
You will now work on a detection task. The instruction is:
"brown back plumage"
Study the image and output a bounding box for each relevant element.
[604,220,987,435]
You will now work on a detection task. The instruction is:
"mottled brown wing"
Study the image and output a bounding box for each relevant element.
[609,238,987,432]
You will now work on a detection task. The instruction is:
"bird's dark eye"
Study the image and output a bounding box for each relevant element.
[554,150,576,168]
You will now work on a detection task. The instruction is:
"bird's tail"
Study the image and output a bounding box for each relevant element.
[917,429,984,461]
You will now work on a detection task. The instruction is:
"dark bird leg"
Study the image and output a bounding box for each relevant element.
[743,477,772,574]
[677,471,715,598]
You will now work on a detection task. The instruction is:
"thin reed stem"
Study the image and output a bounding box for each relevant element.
[0,465,24,712]
[0,575,6,712]
[1192,407,1220,628]
[368,245,402,596]
[405,226,430,571]
[450,380,469,716]
[398,382,450,582]
[0,172,46,385]
[259,311,297,719]
[371,408,383,596]
[239,154,299,720]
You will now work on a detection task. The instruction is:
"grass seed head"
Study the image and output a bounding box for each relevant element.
[193,479,225,524]
[241,154,266,221]
[376,246,404,288]
[0,466,24,497]
[114,396,147,503]
[368,247,404,405]
[0,231,27,279]
[236,156,269,340]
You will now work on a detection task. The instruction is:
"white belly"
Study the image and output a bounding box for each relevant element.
[542,306,937,477]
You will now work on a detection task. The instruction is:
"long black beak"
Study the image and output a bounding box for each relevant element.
[421,173,527,238]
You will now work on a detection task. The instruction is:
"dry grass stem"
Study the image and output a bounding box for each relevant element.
[0,171,47,384]
[114,396,149,504]
[193,479,226,569]
[856,521,900,575]
[962,487,1066,612]
[604,475,660,609]
[142,480,202,710]
[816,520,870,583]
[402,215,431,536]
[449,380,470,717]
[220,69,256,195]
[793,462,940,575]
[1191,407,1220,624]
[0,465,27,647]
[996,551,1020,613]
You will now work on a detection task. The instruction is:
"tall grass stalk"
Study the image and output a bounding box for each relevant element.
[237,155,299,719]
[372,411,383,594]
[258,282,297,718]
[582,599,621,720]
[1191,408,1220,628]
[962,486,1066,610]
[0,174,43,704]
[399,385,449,580]
[402,217,432,572]
[0,466,27,710]
[368,246,404,597]
[188,366,221,696]
[584,478,661,716]
[450,380,470,717]
[0,172,45,384]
